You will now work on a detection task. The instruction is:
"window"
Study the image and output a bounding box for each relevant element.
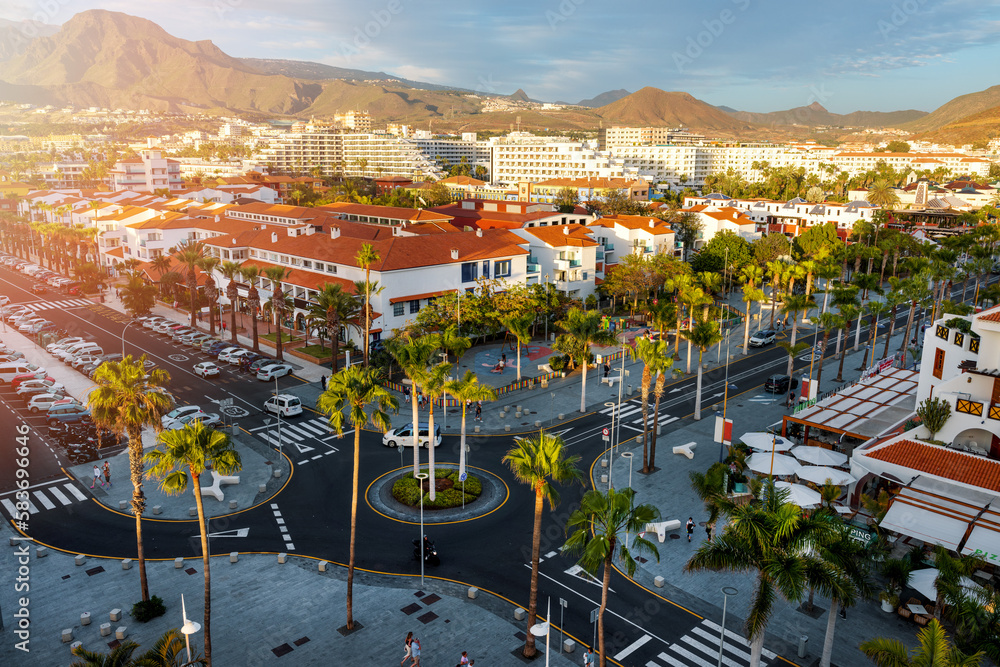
[494,260,511,277]
[461,262,478,283]
[393,303,404,317]
[933,347,945,380]
[326,264,337,274]
[409,300,420,314]
[482,261,490,279]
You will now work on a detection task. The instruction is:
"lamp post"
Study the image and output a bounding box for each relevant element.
[718,587,738,667]
[549,391,555,426]
[274,375,282,459]
[121,320,136,356]
[414,472,429,586]
[180,594,201,664]
[529,597,551,667]
[604,401,615,489]
[621,451,634,546]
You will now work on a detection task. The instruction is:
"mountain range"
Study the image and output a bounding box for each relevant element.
[1,10,999,143]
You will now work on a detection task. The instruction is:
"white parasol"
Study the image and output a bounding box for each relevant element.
[790,446,848,467]
[794,466,855,486]
[740,432,794,452]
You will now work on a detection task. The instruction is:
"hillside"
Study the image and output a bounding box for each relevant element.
[912,103,1000,145]
[575,89,631,108]
[594,87,753,134]
[903,85,1000,133]
[728,101,926,128]
[0,19,59,60]
[240,58,467,92]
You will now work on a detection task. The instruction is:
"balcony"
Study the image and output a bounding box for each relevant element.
[526,263,540,274]
[603,242,614,251]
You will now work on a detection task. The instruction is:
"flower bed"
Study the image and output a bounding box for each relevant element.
[392,469,482,509]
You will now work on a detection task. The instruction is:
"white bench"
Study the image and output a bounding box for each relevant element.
[642,520,682,542]
[200,470,241,502]
[601,375,621,387]
[537,363,553,373]
[672,442,697,459]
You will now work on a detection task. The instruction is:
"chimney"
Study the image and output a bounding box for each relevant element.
[215,215,220,222]
[563,226,570,235]
[271,232,277,243]
[331,226,341,239]
[476,228,483,237]
[451,248,459,260]
[231,238,236,245]
[648,219,654,228]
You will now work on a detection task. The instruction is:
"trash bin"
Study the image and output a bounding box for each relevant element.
[797,635,808,658]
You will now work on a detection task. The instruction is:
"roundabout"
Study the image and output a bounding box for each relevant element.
[365,463,509,524]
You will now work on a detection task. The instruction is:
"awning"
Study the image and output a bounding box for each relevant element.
[963,524,1000,563]
[388,289,456,305]
[881,497,969,551]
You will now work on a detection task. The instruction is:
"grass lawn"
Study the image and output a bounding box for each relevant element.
[296,344,334,360]
[259,332,301,344]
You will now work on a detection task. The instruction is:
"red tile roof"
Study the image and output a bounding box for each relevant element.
[867,439,1000,492]
[318,202,454,223]
[976,304,1000,323]
[239,259,356,293]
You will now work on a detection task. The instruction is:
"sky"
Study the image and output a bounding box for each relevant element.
[4,0,1000,113]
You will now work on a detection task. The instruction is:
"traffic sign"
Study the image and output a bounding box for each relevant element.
[459,472,468,482]
[602,427,609,437]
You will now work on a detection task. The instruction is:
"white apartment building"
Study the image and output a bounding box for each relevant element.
[682,194,877,239]
[109,147,183,193]
[489,133,639,186]
[597,126,705,150]
[509,224,600,299]
[586,215,677,268]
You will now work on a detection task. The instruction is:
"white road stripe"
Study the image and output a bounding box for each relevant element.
[32,490,55,510]
[657,651,689,667]
[613,634,652,661]
[701,619,776,659]
[690,627,751,662]
[295,420,331,437]
[65,484,87,501]
[1,498,21,518]
[669,643,715,667]
[682,634,745,667]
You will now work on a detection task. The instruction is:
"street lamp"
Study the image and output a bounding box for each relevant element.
[604,401,615,489]
[414,472,429,586]
[621,451,634,545]
[274,375,282,459]
[121,320,136,356]
[529,597,552,667]
[718,587,738,667]
[180,594,201,664]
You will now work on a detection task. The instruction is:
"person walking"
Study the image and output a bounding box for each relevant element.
[686,517,695,542]
[409,635,421,666]
[401,632,413,666]
[603,362,610,378]
[102,461,112,489]
[583,646,595,667]
[457,650,470,666]
[91,464,104,489]
[320,374,327,390]
[474,402,482,422]
[705,522,714,541]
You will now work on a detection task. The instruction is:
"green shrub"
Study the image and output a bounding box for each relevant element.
[392,477,422,505]
[423,488,467,508]
[434,468,451,479]
[548,355,565,371]
[131,595,166,623]
[454,474,482,497]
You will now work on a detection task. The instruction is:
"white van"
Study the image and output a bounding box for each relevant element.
[263,394,302,417]
[382,423,442,448]
[0,362,40,383]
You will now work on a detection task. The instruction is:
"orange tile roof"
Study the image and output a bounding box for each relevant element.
[591,214,674,234]
[318,202,454,223]
[524,225,598,248]
[439,175,486,186]
[136,255,211,287]
[229,202,319,219]
[105,246,124,258]
[976,305,1000,323]
[867,440,1000,492]
[239,259,356,293]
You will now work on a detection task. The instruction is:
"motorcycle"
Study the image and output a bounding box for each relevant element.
[412,536,440,566]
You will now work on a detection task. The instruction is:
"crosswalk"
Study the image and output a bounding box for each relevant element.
[599,400,680,432]
[0,480,89,521]
[22,298,91,311]
[248,416,341,462]
[640,618,778,667]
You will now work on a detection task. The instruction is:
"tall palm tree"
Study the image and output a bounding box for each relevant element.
[240,266,262,352]
[834,303,860,383]
[647,343,675,472]
[765,259,789,330]
[218,261,242,344]
[780,293,815,378]
[503,431,582,658]
[175,243,206,329]
[501,313,534,381]
[809,312,842,393]
[899,274,931,356]
[316,365,397,632]
[355,243,381,365]
[145,422,242,667]
[680,286,712,373]
[310,283,360,371]
[87,355,173,602]
[262,266,291,361]
[445,371,497,480]
[866,178,901,210]
[681,320,722,420]
[556,308,618,413]
[818,523,875,667]
[630,337,671,472]
[421,361,452,501]
[860,300,888,369]
[388,334,440,474]
[565,488,660,667]
[860,619,983,667]
[120,275,158,318]
[665,272,695,359]
[686,480,837,667]
[198,256,221,336]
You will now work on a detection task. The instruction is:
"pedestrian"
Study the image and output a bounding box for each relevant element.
[401,632,413,666]
[91,464,104,489]
[404,386,411,403]
[583,646,595,667]
[475,402,482,422]
[409,636,421,666]
[457,650,470,666]
[603,362,610,378]
[686,517,695,542]
[320,374,327,390]
[115,288,120,299]
[102,461,112,489]
[839,606,847,620]
[222,321,226,333]
[787,390,795,408]
[705,522,714,541]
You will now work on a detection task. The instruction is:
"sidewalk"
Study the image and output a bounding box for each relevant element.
[0,528,583,666]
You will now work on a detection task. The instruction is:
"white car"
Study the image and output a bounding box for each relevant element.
[193,361,221,378]
[256,363,294,381]
[0,295,9,305]
[47,337,86,353]
[27,393,72,414]
[263,394,302,417]
[162,410,221,430]
[18,318,47,333]
[16,379,66,396]
[143,317,168,329]
[161,405,202,428]
[226,350,254,366]
[70,354,102,370]
[218,347,246,363]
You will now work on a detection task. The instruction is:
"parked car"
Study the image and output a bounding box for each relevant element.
[748,329,777,347]
[162,410,221,430]
[17,379,66,398]
[247,357,274,374]
[238,353,267,371]
[207,343,236,358]
[70,354,102,370]
[8,367,48,386]
[0,351,26,361]
[46,403,91,427]
[0,295,8,305]
[263,394,302,417]
[168,327,196,341]
[764,374,798,394]
[27,321,58,335]
[193,361,221,378]
[218,347,246,363]
[256,363,294,381]
[382,422,442,448]
[47,336,86,353]
[28,393,73,414]
[161,405,202,428]
[143,317,168,330]
[225,350,254,366]
[187,334,214,348]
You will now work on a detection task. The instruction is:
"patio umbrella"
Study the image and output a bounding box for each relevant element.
[794,466,855,486]
[790,446,848,467]
[909,568,977,601]
[747,452,799,476]
[774,481,823,508]
[740,432,794,452]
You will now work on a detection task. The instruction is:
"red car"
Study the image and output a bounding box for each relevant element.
[11,373,54,390]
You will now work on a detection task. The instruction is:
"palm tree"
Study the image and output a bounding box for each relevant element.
[316,365,397,632]
[355,243,381,366]
[817,522,875,667]
[120,275,157,318]
[438,324,471,367]
[421,361,452,501]
[175,243,206,329]
[765,260,789,330]
[87,355,173,602]
[218,261,242,343]
[860,300,888,369]
[809,312,842,393]
[899,274,931,356]
[866,178,901,210]
[565,488,660,667]
[647,342,675,472]
[310,283,360,371]
[834,303,859,382]
[150,253,172,280]
[686,480,838,667]
[503,431,582,658]
[198,256,221,336]
[556,308,617,413]
[665,272,695,359]
[681,320,722,420]
[240,266,263,352]
[70,628,206,666]
[388,334,440,474]
[780,294,815,378]
[681,285,712,373]
[145,422,242,667]
[445,371,497,480]
[630,337,672,472]
[501,313,534,381]
[930,546,984,622]
[261,266,291,360]
[860,619,983,666]
[740,268,766,356]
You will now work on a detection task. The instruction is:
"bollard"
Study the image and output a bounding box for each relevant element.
[110,609,122,622]
[468,587,478,599]
[70,640,82,653]
[654,576,665,588]
[118,500,128,511]
[258,484,267,494]
[514,607,526,621]
[229,500,238,510]
[515,411,522,418]
[115,627,127,640]
[278,553,287,564]
[174,557,184,569]
[474,425,480,433]
[80,612,91,626]
[62,628,74,643]
[628,384,633,395]
[798,635,808,658]
[600,474,608,484]
[74,554,85,566]
[563,639,576,653]
[601,459,608,468]
[121,559,132,570]
[636,434,643,444]
[273,469,282,479]
[504,425,510,432]
[229,552,238,564]
[535,420,541,427]
[318,561,328,572]
[558,413,565,420]
[151,505,162,515]
[188,507,197,517]
[36,547,48,558]
[99,623,111,637]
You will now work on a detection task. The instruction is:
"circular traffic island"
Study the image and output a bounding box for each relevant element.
[368,464,507,524]
[392,470,482,509]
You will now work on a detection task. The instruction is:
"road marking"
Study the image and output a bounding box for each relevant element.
[32,490,55,510]
[65,484,87,501]
[47,486,72,506]
[207,528,249,538]
[614,634,652,661]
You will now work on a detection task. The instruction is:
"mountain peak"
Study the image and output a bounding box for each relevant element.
[807,101,827,112]
[509,88,530,102]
